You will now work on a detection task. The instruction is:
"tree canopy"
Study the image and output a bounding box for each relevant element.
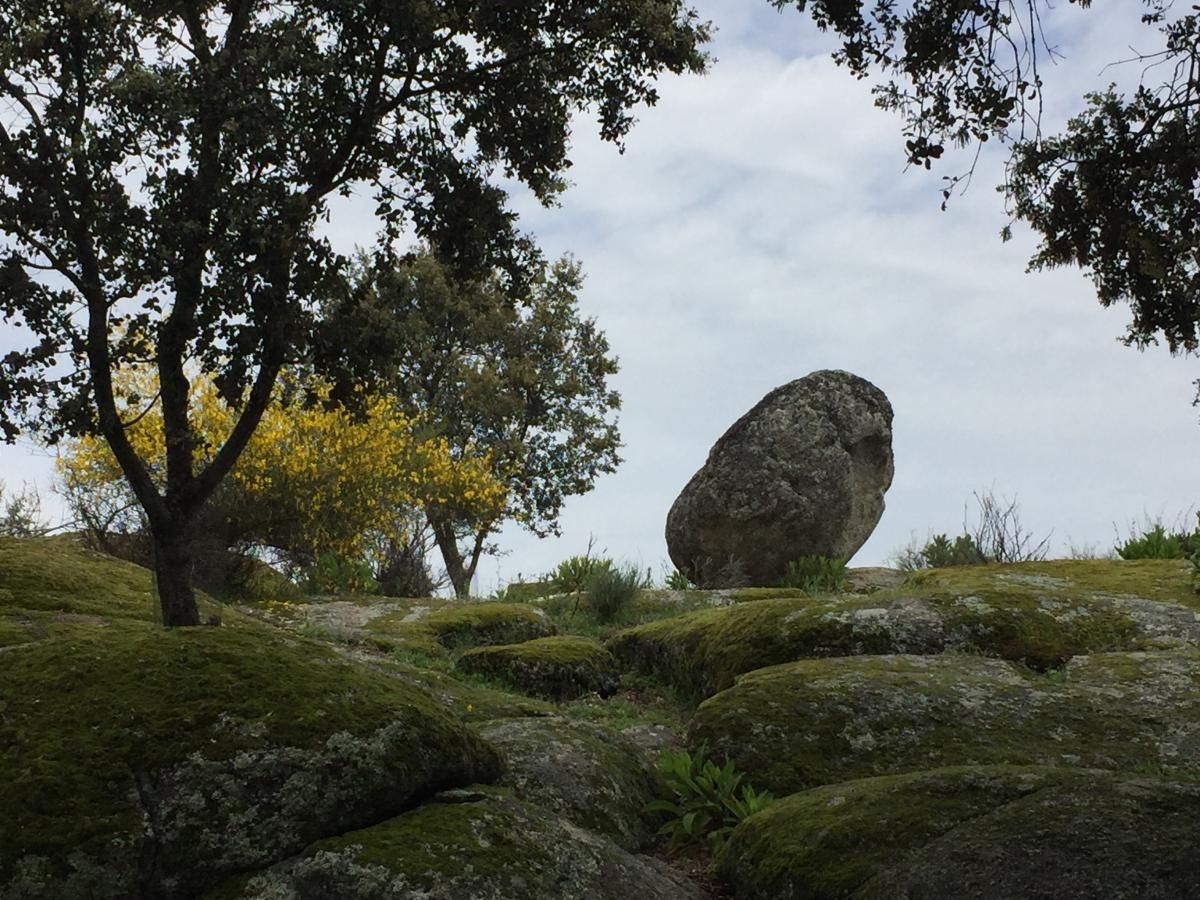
[0,0,709,623]
[775,0,1199,355]
[319,250,621,597]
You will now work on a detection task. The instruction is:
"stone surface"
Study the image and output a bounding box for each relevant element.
[456,636,620,701]
[718,766,1200,900]
[479,716,665,850]
[210,788,704,900]
[688,649,1200,796]
[1,619,500,899]
[606,558,1200,702]
[666,369,893,588]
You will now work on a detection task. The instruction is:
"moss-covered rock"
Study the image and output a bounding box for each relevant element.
[456,636,620,701]
[608,559,1200,702]
[1,621,501,899]
[209,787,703,900]
[0,536,234,638]
[478,717,664,850]
[718,766,1200,900]
[689,650,1200,796]
[366,601,557,655]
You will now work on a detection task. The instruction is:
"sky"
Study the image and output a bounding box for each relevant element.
[4,1,1198,593]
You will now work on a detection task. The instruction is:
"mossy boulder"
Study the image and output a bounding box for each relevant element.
[608,559,1200,702]
[366,601,557,655]
[689,650,1200,796]
[0,535,233,636]
[456,636,620,701]
[718,766,1200,899]
[478,716,664,850]
[1,621,501,899]
[209,787,703,900]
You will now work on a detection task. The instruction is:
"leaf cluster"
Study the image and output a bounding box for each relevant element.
[646,746,774,853]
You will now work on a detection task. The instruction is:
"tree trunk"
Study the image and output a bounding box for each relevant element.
[429,514,471,598]
[153,527,201,626]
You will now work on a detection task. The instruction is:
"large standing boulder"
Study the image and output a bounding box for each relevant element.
[666,369,893,588]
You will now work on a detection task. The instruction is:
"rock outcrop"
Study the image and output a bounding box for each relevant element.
[456,636,620,701]
[717,766,1200,900]
[666,369,893,587]
[688,649,1200,795]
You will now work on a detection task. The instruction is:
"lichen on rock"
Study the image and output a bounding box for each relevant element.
[478,716,665,850]
[1,620,501,899]
[210,788,703,900]
[718,765,1200,900]
[688,649,1200,796]
[607,558,1200,703]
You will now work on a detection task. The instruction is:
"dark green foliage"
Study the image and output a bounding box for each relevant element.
[899,533,988,571]
[771,0,1200,370]
[1116,521,1200,561]
[646,746,774,853]
[664,568,695,590]
[321,250,625,598]
[586,563,646,623]
[778,555,848,593]
[551,554,617,596]
[0,1,709,623]
[300,552,379,595]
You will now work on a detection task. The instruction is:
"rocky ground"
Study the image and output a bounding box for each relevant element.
[4,537,1200,898]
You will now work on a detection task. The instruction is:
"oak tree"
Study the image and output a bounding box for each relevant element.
[775,0,1199,355]
[0,0,708,623]
[320,250,621,597]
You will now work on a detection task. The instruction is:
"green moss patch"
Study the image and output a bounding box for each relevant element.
[211,788,702,900]
[366,601,557,654]
[608,559,1200,703]
[456,635,620,702]
[689,650,1200,796]
[718,766,1200,900]
[1,620,500,898]
[0,536,244,639]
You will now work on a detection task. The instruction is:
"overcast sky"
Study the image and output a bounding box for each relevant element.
[5,1,1197,592]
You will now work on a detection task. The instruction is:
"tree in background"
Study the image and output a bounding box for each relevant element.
[773,0,1199,358]
[57,370,506,598]
[319,250,622,597]
[0,1,708,625]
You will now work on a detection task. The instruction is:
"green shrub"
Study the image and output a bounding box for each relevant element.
[1116,517,1200,560]
[777,555,848,593]
[300,551,379,595]
[585,563,644,623]
[549,554,616,595]
[646,745,774,853]
[663,565,694,590]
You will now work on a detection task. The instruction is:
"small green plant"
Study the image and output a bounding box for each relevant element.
[646,745,774,853]
[777,555,848,593]
[1115,516,1200,560]
[549,549,616,596]
[585,563,645,623]
[300,551,379,595]
[663,565,694,590]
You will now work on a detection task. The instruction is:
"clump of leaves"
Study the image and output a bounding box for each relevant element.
[646,746,774,853]
[778,555,848,593]
[586,563,645,623]
[663,564,695,590]
[550,554,616,596]
[300,551,379,595]
[1115,517,1200,560]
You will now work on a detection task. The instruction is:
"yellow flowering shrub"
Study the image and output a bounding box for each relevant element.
[57,370,507,561]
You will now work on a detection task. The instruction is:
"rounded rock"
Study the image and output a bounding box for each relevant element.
[666,369,893,588]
